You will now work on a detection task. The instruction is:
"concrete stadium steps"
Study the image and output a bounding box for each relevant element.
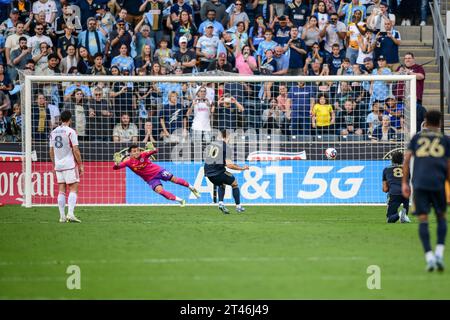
[394,25,446,125]
[395,26,433,43]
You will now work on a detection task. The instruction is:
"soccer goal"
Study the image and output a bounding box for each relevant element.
[19,73,416,207]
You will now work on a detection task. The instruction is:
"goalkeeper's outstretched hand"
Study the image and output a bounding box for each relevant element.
[113,152,122,166]
[145,142,155,151]
[145,142,156,160]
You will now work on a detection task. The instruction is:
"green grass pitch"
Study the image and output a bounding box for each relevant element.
[0,205,449,299]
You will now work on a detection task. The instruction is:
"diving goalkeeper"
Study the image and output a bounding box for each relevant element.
[113,144,200,205]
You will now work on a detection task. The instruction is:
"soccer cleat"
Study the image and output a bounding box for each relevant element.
[399,209,410,223]
[66,215,81,223]
[436,256,445,272]
[218,205,230,214]
[179,199,186,207]
[426,260,436,272]
[236,206,246,213]
[190,188,201,199]
[59,217,66,223]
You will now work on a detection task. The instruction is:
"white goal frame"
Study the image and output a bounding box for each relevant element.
[22,74,416,207]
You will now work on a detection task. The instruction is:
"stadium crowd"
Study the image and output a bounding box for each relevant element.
[0,0,429,143]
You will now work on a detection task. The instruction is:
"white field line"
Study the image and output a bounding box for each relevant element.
[0,256,367,266]
[0,218,384,224]
[0,274,442,283]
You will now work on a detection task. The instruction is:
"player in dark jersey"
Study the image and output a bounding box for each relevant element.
[403,110,450,272]
[383,151,410,223]
[204,130,249,214]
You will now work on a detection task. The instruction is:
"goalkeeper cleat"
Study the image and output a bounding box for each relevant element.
[436,256,445,272]
[59,217,66,223]
[66,215,81,223]
[190,187,201,199]
[236,206,246,213]
[179,199,186,207]
[218,205,230,214]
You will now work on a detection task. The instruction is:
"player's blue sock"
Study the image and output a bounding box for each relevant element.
[218,186,225,203]
[419,222,432,253]
[437,217,447,245]
[387,213,399,223]
[232,187,240,205]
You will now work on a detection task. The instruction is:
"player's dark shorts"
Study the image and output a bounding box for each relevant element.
[206,171,236,187]
[147,169,173,190]
[386,194,409,217]
[413,188,447,216]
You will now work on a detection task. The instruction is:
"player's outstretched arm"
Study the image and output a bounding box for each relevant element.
[225,159,249,171]
[113,153,128,170]
[142,149,158,159]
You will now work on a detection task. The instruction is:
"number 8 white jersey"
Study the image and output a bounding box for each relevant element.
[49,125,79,171]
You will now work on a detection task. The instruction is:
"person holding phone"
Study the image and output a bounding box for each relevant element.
[337,0,366,26]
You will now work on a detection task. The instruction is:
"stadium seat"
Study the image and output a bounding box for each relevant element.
[340,135,365,142]
[315,135,338,142]
[291,135,313,142]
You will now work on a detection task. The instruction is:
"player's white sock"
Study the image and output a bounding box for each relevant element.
[175,196,183,202]
[58,193,66,219]
[219,201,224,206]
[236,204,242,209]
[425,251,436,263]
[435,244,445,258]
[188,184,195,190]
[68,192,77,217]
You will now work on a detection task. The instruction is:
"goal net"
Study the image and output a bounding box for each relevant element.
[19,73,416,206]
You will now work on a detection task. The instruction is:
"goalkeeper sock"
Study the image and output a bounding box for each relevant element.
[232,187,241,205]
[159,189,176,201]
[58,192,66,219]
[68,192,77,217]
[172,177,189,188]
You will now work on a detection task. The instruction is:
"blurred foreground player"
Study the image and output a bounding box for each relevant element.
[382,151,410,223]
[49,110,83,223]
[403,111,450,272]
[204,130,249,214]
[113,144,200,205]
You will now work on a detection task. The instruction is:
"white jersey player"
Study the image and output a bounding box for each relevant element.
[49,110,84,223]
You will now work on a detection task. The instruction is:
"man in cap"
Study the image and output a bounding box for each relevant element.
[207,51,234,72]
[174,36,197,74]
[196,21,220,71]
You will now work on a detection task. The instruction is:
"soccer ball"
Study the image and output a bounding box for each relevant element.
[325,148,337,160]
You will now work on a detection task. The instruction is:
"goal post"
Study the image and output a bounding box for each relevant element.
[20,74,416,207]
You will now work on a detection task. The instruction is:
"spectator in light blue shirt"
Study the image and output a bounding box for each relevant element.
[198,9,224,37]
[337,0,366,26]
[111,44,135,74]
[64,83,92,101]
[273,46,289,75]
[256,28,278,68]
[77,17,108,56]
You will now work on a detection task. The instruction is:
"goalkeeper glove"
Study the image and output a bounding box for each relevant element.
[145,142,156,160]
[145,142,155,151]
[113,152,122,166]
